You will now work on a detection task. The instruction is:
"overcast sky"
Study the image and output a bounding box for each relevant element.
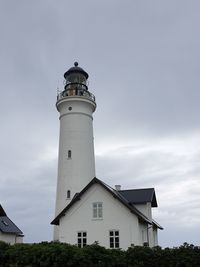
[0,0,200,248]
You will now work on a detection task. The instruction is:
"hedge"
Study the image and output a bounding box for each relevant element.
[0,241,199,267]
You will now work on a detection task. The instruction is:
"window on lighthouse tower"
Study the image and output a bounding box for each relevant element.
[68,150,72,159]
[67,190,71,199]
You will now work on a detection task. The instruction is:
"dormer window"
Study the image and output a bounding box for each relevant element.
[2,220,8,226]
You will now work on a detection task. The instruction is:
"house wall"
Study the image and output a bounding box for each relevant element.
[135,203,152,220]
[153,228,158,246]
[134,203,157,247]
[59,184,145,250]
[138,222,148,245]
[0,232,23,245]
[16,235,23,244]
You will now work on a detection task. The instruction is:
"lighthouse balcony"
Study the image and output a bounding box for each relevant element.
[57,87,95,102]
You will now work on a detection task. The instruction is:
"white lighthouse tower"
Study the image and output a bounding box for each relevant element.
[54,62,96,239]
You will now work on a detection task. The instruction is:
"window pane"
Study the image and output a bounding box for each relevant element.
[67,190,71,198]
[98,208,102,218]
[78,232,81,237]
[93,209,97,218]
[83,232,87,237]
[109,230,120,248]
[68,150,71,158]
[93,202,103,219]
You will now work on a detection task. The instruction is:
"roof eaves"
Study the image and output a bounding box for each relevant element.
[152,192,158,207]
[152,219,163,230]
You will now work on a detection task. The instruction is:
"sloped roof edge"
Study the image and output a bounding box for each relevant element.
[51,177,152,225]
[152,219,164,230]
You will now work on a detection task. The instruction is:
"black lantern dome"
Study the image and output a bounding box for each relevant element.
[64,62,89,91]
[64,62,89,80]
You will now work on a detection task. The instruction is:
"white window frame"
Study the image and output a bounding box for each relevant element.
[92,202,103,219]
[77,231,87,248]
[109,230,120,248]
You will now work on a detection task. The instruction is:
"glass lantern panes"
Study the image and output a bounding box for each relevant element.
[66,73,86,85]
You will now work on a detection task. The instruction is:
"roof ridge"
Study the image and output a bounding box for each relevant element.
[119,188,155,192]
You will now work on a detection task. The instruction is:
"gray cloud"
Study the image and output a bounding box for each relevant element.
[95,135,200,246]
[0,0,200,247]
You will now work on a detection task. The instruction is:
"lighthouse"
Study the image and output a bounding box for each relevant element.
[54,62,96,239]
[52,63,163,247]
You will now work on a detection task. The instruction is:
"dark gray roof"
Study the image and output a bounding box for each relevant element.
[118,188,158,207]
[0,216,23,235]
[0,205,23,236]
[64,62,89,79]
[51,177,152,225]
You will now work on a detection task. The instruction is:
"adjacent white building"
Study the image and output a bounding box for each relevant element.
[51,63,163,249]
[0,204,23,244]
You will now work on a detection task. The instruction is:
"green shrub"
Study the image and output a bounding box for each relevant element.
[0,241,199,267]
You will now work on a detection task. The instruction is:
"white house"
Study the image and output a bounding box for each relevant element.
[0,204,23,244]
[51,63,163,249]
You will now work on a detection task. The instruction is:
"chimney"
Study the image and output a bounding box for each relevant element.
[115,185,121,191]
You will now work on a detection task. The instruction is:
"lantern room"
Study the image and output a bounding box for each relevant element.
[57,62,95,102]
[64,62,88,90]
